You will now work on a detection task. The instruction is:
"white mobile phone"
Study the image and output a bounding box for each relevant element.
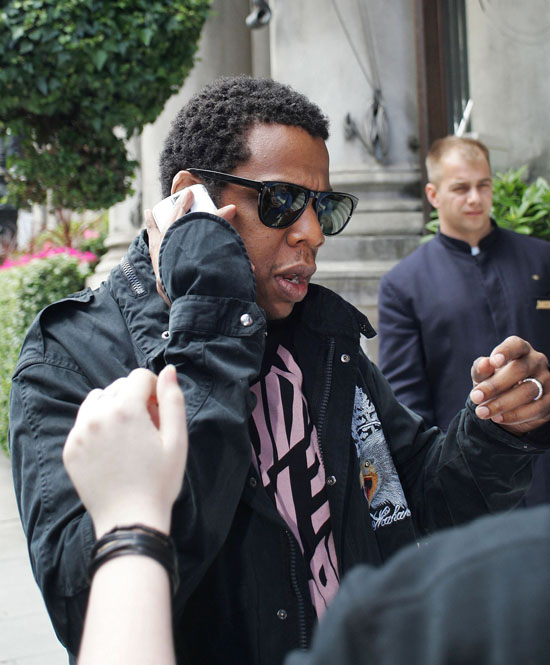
[152,184,217,232]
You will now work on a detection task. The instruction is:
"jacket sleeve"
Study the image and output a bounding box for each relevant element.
[9,214,266,657]
[377,273,436,427]
[284,505,550,665]
[9,358,97,657]
[156,214,266,620]
[364,356,549,532]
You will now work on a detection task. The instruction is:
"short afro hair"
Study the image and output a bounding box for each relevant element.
[158,75,330,199]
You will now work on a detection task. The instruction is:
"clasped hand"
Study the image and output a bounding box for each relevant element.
[470,336,550,434]
[63,366,188,538]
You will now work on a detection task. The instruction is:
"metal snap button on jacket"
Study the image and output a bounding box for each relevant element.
[326,475,336,486]
[276,609,287,620]
[240,313,253,327]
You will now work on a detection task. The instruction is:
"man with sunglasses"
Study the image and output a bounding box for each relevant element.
[10,76,550,665]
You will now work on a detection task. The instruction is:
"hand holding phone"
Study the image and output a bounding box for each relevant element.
[152,184,217,232]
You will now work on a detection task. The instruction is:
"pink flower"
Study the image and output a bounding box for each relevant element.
[83,229,99,239]
[0,254,30,270]
[1,247,97,270]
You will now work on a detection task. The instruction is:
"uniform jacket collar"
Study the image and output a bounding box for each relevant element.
[436,219,500,254]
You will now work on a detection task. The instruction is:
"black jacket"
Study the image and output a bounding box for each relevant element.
[378,224,550,505]
[285,505,550,665]
[378,224,550,429]
[9,215,549,665]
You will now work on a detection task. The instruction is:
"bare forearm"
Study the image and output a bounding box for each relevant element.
[78,555,175,665]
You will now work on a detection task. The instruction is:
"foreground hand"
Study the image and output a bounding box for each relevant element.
[63,366,188,537]
[470,336,550,434]
[145,187,237,305]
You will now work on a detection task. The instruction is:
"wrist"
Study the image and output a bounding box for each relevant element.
[92,504,171,540]
[88,524,179,595]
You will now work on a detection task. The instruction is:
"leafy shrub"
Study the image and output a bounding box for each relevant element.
[0,0,212,212]
[491,167,550,241]
[0,250,93,454]
[423,166,550,241]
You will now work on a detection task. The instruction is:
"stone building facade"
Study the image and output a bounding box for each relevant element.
[92,0,550,362]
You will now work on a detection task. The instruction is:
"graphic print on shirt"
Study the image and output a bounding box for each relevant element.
[249,344,339,617]
[351,386,411,530]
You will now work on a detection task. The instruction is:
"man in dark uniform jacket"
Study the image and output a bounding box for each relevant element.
[378,135,550,504]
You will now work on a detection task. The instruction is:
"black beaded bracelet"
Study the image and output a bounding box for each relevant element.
[88,524,179,595]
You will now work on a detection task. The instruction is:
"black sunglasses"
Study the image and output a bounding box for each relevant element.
[188,168,358,236]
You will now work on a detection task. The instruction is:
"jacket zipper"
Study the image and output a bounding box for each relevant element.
[283,338,335,651]
[285,529,308,650]
[120,256,147,297]
[315,336,335,467]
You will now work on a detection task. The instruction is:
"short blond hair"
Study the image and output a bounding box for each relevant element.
[426,136,490,185]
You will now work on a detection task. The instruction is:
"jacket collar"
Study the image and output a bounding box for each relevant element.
[106,231,377,364]
[436,219,500,254]
[295,283,377,340]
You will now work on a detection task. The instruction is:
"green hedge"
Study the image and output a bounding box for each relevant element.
[0,0,212,212]
[491,167,550,241]
[0,253,90,455]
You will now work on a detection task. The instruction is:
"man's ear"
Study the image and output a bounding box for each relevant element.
[425,182,439,209]
[171,170,201,195]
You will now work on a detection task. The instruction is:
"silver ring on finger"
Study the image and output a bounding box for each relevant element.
[521,377,544,401]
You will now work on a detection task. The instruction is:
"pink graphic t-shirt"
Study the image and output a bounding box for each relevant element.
[249,333,339,617]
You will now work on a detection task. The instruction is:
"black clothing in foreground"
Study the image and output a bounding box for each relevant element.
[286,504,550,665]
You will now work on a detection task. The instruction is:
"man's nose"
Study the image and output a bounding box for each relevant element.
[286,203,325,249]
[467,187,481,203]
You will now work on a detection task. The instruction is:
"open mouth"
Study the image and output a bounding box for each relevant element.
[362,471,378,505]
[274,271,310,303]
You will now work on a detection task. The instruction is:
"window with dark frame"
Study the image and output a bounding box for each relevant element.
[442,0,471,135]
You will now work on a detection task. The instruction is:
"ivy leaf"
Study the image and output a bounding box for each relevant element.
[19,39,34,54]
[11,26,25,41]
[91,49,108,70]
[140,27,153,46]
[36,77,48,95]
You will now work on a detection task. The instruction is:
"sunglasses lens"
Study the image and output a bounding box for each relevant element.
[259,183,357,235]
[260,184,308,228]
[316,194,356,235]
